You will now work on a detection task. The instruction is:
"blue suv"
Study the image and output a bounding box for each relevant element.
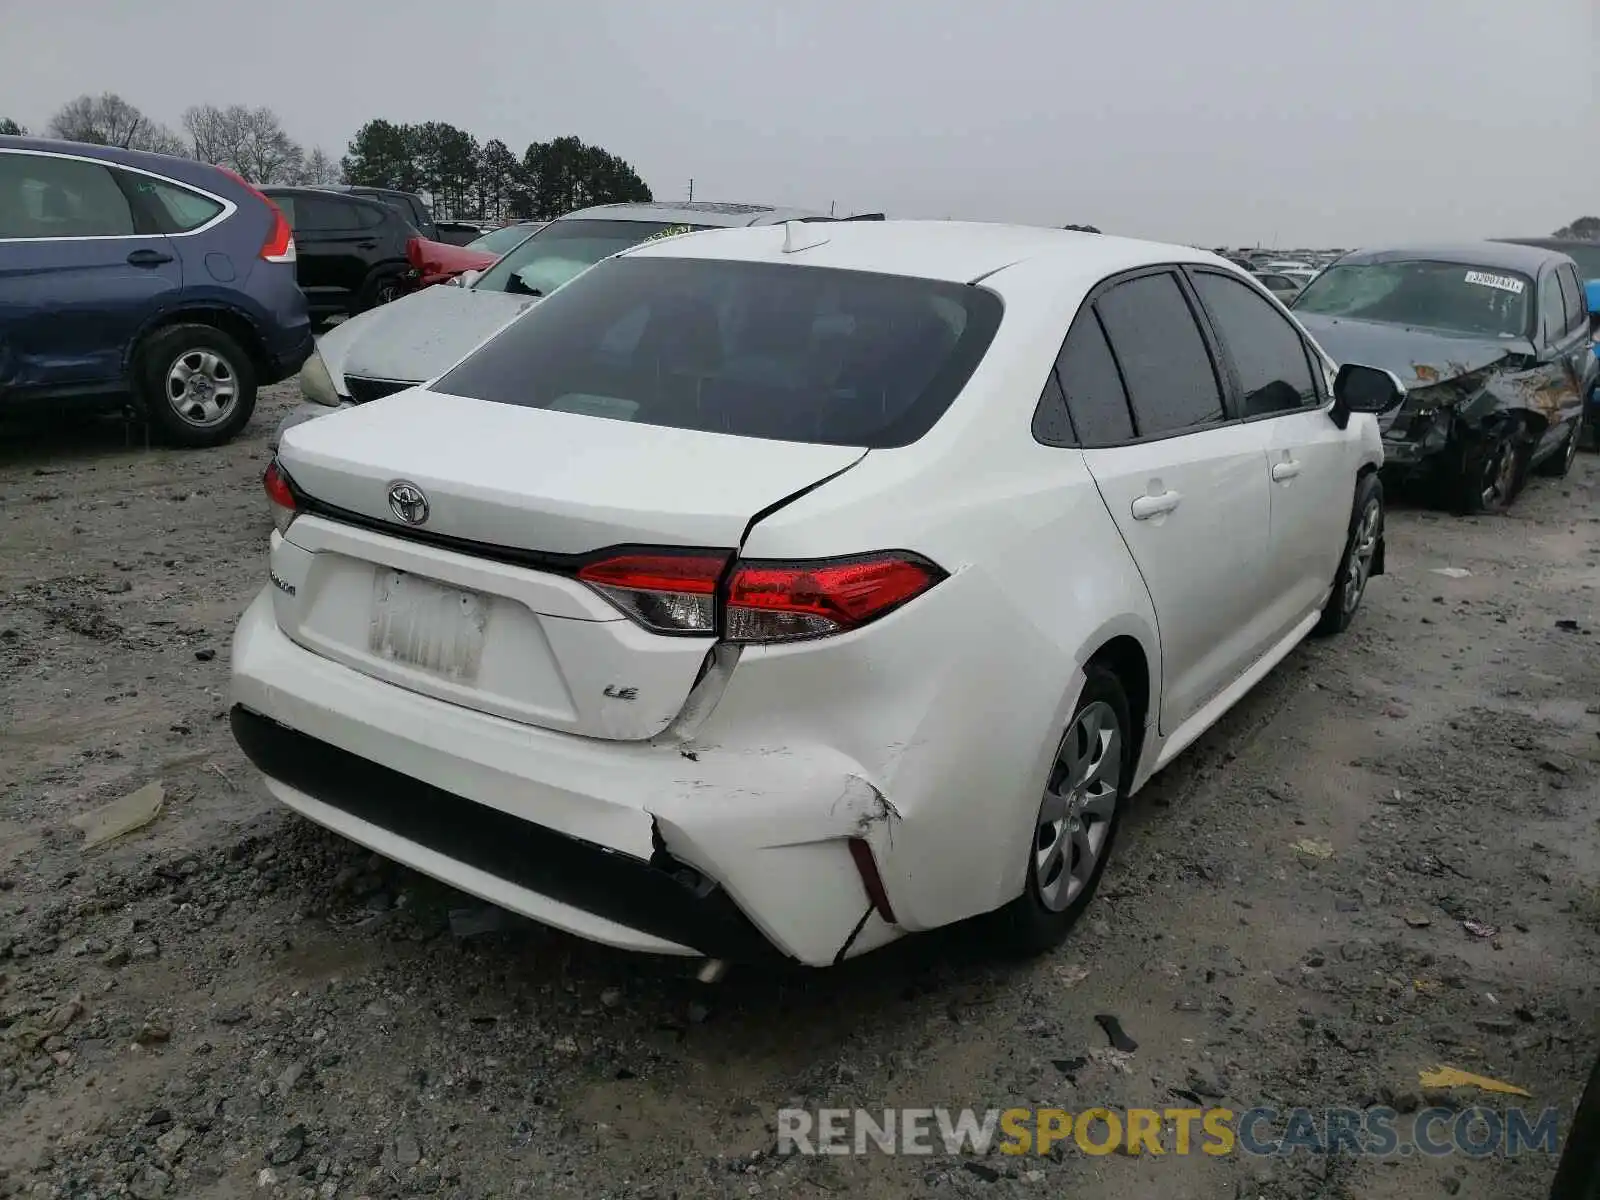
[0,137,313,446]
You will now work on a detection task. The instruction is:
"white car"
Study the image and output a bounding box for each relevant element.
[271,201,830,451]
[231,221,1403,969]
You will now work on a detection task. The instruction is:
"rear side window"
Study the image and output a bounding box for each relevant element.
[285,195,364,232]
[1191,271,1318,416]
[352,202,387,230]
[1094,272,1224,437]
[435,256,1004,448]
[121,173,224,233]
[1049,309,1134,445]
[0,152,135,238]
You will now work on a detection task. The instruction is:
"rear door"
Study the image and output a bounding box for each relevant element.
[0,149,181,394]
[1186,268,1354,640]
[1066,267,1275,733]
[280,193,376,305]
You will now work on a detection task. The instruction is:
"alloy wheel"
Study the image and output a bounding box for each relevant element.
[1343,498,1381,613]
[1034,700,1122,912]
[164,349,239,427]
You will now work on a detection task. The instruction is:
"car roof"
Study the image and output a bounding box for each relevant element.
[622,219,1233,286]
[260,185,393,210]
[0,134,236,192]
[557,200,829,228]
[1336,241,1567,274]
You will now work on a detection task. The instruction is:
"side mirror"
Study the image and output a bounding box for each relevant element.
[1332,363,1406,426]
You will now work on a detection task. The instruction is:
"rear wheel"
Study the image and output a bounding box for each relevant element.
[1535,411,1584,478]
[993,666,1130,956]
[1315,473,1383,637]
[135,324,257,448]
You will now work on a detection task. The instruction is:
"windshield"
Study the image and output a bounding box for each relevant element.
[435,256,1004,448]
[1292,260,1534,339]
[472,219,710,298]
[466,224,540,256]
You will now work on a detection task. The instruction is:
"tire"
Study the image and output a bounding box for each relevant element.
[1534,411,1584,478]
[992,665,1131,957]
[1451,425,1522,515]
[1315,472,1383,637]
[353,268,408,314]
[135,324,257,448]
[1549,1049,1600,1200]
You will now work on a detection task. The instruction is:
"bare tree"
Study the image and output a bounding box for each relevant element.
[180,104,303,183]
[48,93,183,154]
[300,147,341,185]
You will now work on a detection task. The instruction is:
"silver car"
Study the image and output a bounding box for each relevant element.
[272,201,833,449]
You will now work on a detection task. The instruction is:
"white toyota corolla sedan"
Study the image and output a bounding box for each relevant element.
[231,220,1404,969]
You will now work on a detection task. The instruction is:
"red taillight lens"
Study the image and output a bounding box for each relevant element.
[574,549,944,643]
[725,553,944,643]
[218,167,296,264]
[263,459,298,534]
[575,553,728,635]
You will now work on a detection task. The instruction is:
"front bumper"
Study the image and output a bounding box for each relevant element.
[228,590,902,966]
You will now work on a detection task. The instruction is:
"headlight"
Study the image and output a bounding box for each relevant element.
[298,349,343,408]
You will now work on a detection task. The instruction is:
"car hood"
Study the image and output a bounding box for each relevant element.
[1293,313,1530,388]
[319,285,538,386]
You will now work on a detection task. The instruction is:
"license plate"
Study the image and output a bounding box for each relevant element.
[369,569,490,683]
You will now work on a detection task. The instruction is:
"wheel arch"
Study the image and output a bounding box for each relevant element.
[128,304,271,385]
[1079,622,1159,784]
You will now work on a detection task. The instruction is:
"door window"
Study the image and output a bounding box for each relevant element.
[289,195,365,232]
[1540,272,1566,345]
[1094,272,1225,437]
[1558,265,1586,336]
[0,152,136,238]
[1191,271,1319,416]
[121,173,223,233]
[1045,308,1134,445]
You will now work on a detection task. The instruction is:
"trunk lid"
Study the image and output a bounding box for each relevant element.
[272,389,867,740]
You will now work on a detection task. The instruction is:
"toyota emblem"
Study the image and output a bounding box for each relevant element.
[387,480,429,526]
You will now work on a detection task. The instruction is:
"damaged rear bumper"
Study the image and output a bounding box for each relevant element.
[228,590,903,967]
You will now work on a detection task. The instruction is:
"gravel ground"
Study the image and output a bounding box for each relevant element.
[2,384,1599,1200]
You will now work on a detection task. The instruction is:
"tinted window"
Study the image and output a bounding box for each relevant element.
[1193,272,1318,416]
[1540,271,1566,344]
[435,255,1003,449]
[352,202,387,230]
[122,173,223,233]
[284,195,363,232]
[0,152,135,238]
[476,219,713,297]
[1052,310,1134,444]
[1559,265,1586,335]
[1094,272,1224,436]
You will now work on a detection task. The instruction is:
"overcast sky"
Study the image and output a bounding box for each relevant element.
[2,0,1595,247]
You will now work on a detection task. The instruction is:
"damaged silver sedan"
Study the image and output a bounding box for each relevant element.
[1292,243,1595,513]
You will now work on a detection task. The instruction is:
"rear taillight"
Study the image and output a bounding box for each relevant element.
[218,167,296,264]
[263,459,298,534]
[575,550,944,643]
[575,553,727,635]
[725,554,944,643]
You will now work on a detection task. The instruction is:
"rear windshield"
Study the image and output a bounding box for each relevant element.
[435,255,1003,448]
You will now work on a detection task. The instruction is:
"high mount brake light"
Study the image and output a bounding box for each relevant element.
[263,459,298,535]
[575,550,945,643]
[219,167,296,264]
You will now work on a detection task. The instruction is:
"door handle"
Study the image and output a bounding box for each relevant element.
[1270,459,1302,482]
[126,249,174,267]
[1131,489,1182,520]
